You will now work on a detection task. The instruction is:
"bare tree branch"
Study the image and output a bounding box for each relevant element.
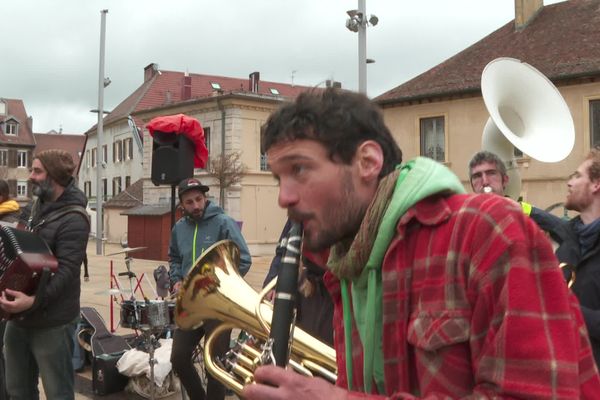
[207,151,247,207]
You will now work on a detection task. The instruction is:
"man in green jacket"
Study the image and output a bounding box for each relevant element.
[169,177,251,400]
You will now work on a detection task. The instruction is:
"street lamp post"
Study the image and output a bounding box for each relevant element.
[96,9,108,255]
[345,0,378,94]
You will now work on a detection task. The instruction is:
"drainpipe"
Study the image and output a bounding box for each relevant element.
[216,97,226,208]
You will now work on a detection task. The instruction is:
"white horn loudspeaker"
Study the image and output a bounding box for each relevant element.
[480,57,575,199]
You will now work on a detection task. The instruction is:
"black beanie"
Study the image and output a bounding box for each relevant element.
[35,149,75,187]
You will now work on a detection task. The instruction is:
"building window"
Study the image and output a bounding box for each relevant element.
[0,149,7,167]
[205,127,211,168]
[125,176,131,188]
[86,150,90,168]
[210,82,221,90]
[102,145,108,164]
[5,122,18,135]
[590,100,600,147]
[269,88,280,95]
[420,116,445,162]
[102,178,107,201]
[112,176,122,196]
[17,150,27,168]
[123,138,133,160]
[91,148,97,167]
[113,140,123,162]
[84,181,92,198]
[17,180,27,197]
[260,153,269,171]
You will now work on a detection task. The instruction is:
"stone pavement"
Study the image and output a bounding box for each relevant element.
[39,240,272,400]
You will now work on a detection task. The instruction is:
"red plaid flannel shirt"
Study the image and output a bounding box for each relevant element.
[324,194,600,399]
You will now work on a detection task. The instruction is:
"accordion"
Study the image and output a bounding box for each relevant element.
[0,226,58,320]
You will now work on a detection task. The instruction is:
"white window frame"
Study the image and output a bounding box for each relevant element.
[419,115,446,163]
[5,122,18,136]
[102,145,108,164]
[112,176,122,196]
[0,149,8,167]
[17,150,27,168]
[17,180,27,197]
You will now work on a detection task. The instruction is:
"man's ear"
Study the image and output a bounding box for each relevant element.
[502,174,510,189]
[355,140,384,181]
[591,178,600,194]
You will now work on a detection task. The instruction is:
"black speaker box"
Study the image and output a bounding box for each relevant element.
[92,351,129,395]
[151,131,195,186]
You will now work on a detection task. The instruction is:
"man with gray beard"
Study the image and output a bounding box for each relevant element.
[0,149,89,400]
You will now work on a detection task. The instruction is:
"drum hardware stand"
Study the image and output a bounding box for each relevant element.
[140,328,160,400]
[106,247,149,332]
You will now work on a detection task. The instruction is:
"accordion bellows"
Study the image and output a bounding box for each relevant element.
[0,226,58,319]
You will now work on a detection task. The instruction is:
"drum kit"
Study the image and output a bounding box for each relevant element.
[106,246,176,400]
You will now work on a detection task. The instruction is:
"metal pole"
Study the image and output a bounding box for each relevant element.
[170,184,176,229]
[96,9,108,255]
[358,0,367,94]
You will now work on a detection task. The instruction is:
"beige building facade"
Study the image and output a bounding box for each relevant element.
[381,80,600,213]
[136,93,288,255]
[376,0,600,217]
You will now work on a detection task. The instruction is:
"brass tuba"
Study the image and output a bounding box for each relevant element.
[480,57,575,199]
[175,239,337,396]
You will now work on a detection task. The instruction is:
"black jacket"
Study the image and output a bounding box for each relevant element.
[16,179,89,328]
[530,207,600,366]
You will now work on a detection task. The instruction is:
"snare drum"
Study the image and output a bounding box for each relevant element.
[120,300,171,330]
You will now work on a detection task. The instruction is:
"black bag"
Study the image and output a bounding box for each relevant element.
[80,307,131,396]
[92,351,129,395]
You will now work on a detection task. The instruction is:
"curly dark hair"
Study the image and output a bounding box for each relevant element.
[261,88,402,178]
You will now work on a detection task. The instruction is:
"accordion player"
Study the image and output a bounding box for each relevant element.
[0,225,58,320]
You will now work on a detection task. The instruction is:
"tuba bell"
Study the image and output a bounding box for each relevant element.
[480,57,575,199]
[175,239,337,396]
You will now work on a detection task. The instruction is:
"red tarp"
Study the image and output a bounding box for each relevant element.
[146,114,209,168]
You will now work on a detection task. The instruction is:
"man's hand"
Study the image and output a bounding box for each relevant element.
[242,365,349,400]
[0,289,35,314]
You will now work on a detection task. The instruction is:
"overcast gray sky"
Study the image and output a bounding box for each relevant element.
[1,0,563,134]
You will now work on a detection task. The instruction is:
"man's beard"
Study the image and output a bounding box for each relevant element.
[184,207,205,222]
[300,170,367,252]
[31,178,54,201]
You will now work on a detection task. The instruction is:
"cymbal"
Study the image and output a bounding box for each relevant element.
[106,246,147,256]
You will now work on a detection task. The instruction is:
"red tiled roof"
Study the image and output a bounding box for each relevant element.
[91,67,314,135]
[104,178,143,209]
[0,99,36,146]
[375,0,600,105]
[33,133,86,174]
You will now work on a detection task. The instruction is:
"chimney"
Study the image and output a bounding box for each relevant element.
[144,63,160,82]
[249,72,260,93]
[326,80,342,89]
[514,0,543,31]
[182,73,192,100]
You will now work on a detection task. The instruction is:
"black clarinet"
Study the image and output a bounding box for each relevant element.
[269,222,302,367]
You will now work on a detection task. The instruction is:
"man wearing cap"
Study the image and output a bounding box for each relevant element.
[0,149,89,399]
[169,177,251,400]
